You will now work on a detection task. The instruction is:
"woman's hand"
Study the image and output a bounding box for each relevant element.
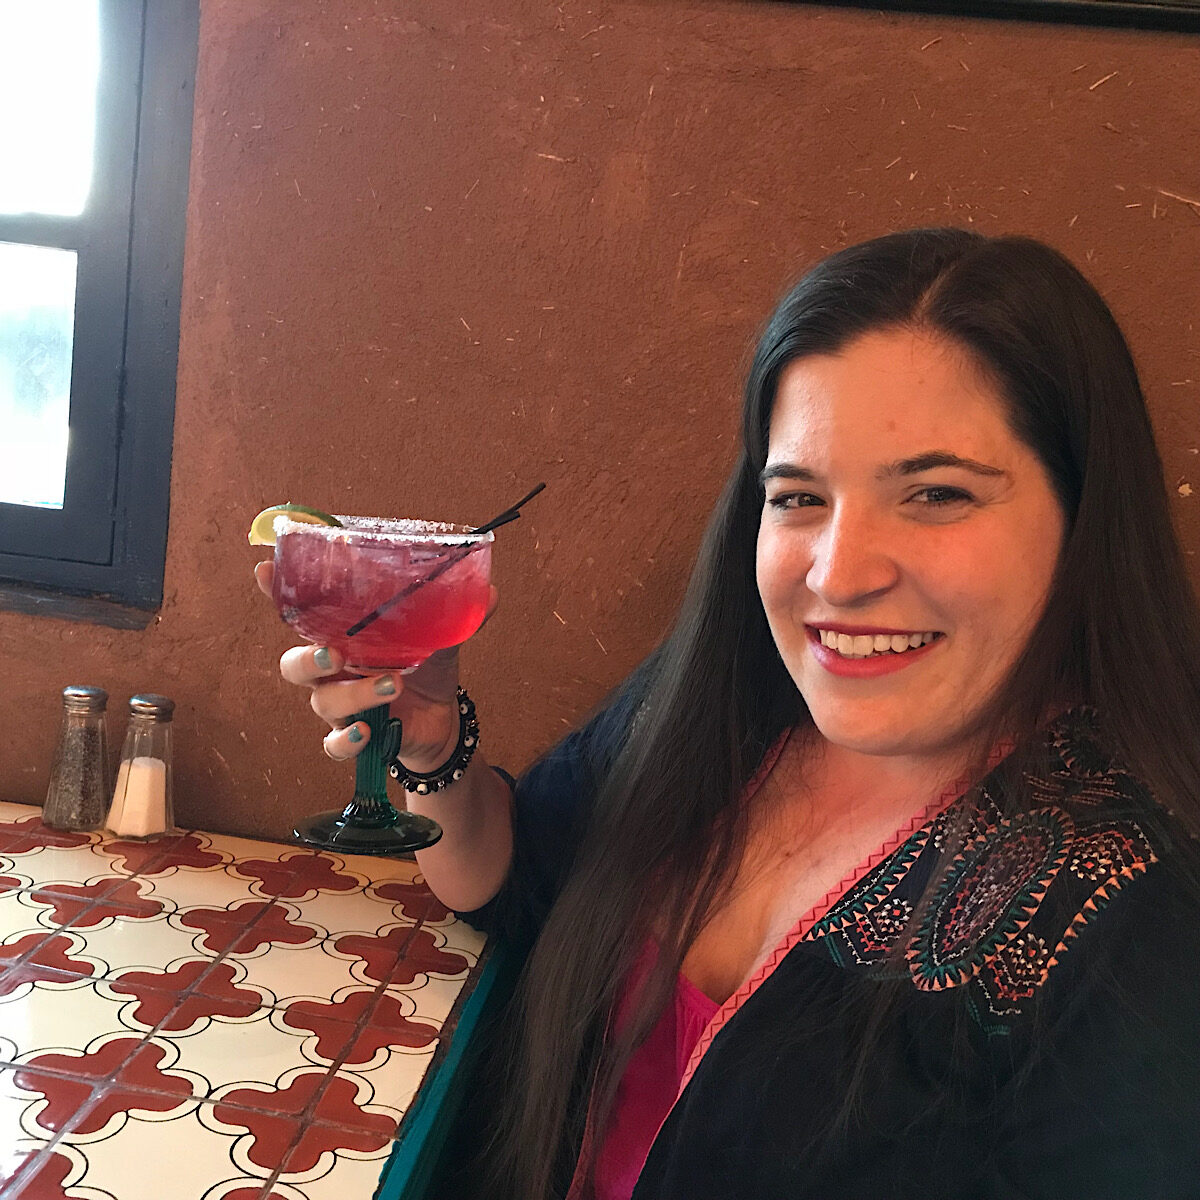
[254,560,493,771]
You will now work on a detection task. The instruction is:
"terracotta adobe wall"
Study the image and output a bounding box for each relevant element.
[0,0,1196,838]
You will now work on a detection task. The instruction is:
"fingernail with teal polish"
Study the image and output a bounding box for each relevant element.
[347,726,364,744]
[373,675,396,697]
[313,647,332,671]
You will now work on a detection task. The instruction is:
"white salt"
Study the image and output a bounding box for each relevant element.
[107,756,168,838]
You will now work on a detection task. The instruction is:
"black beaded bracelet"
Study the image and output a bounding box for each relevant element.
[388,687,479,795]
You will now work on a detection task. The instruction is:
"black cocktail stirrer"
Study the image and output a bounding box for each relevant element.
[344,482,546,637]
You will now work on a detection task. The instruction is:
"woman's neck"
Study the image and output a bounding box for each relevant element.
[770,726,987,836]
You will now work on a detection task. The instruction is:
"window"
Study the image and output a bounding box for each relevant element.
[0,0,197,626]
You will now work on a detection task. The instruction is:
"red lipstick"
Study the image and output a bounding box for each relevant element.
[805,626,942,678]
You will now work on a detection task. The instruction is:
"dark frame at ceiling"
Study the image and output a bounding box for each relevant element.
[775,0,1200,32]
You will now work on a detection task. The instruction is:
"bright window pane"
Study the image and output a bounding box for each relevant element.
[0,241,77,509]
[0,1,100,216]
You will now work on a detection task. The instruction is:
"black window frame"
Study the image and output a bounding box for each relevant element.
[0,0,197,629]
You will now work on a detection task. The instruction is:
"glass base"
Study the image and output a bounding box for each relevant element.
[293,809,443,856]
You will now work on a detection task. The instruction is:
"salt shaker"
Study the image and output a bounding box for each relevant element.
[44,686,111,832]
[107,694,175,839]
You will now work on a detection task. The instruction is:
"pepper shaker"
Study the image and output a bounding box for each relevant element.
[44,686,111,832]
[107,694,175,839]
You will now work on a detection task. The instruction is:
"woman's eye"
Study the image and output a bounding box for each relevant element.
[766,492,823,510]
[910,485,973,506]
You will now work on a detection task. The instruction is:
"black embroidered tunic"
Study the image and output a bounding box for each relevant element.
[488,706,1200,1199]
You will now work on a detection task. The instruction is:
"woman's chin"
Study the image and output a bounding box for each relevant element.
[805,705,939,761]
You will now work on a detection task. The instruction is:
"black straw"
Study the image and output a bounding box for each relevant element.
[345,483,546,638]
[467,482,546,536]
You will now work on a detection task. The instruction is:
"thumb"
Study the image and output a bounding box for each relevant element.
[254,559,275,598]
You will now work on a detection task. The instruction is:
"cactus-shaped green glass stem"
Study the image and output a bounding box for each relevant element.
[345,704,399,826]
[292,702,443,855]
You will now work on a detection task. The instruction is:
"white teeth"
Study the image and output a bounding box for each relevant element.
[816,629,939,658]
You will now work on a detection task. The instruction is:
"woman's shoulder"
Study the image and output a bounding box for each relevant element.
[810,705,1200,1032]
[948,706,1197,1018]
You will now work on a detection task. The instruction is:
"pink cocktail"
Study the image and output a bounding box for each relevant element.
[272,516,493,671]
[269,514,493,855]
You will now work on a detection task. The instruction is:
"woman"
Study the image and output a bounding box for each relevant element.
[259,228,1200,1199]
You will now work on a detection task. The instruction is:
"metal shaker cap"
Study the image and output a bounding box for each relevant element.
[128,694,176,721]
[62,685,108,713]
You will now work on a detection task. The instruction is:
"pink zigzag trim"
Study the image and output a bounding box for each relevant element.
[679,802,939,1092]
[675,746,1007,1095]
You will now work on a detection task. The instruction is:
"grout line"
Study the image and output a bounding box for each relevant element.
[0,1077,107,1200]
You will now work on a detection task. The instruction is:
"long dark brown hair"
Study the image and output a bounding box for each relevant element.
[493,229,1200,1198]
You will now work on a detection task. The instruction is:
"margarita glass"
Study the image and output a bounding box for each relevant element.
[271,514,493,854]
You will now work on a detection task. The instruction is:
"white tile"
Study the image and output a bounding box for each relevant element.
[137,867,266,912]
[285,889,414,940]
[0,844,120,890]
[143,1012,327,1098]
[0,803,38,821]
[202,831,309,862]
[0,980,144,1063]
[337,852,423,884]
[220,941,375,1008]
[83,913,221,979]
[437,919,487,962]
[64,1101,273,1199]
[387,973,471,1028]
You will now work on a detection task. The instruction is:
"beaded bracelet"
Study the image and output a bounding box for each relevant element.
[388,687,479,795]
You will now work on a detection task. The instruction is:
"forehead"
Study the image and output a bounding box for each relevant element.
[769,328,1017,460]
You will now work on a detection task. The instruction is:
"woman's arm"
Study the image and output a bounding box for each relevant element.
[409,750,515,913]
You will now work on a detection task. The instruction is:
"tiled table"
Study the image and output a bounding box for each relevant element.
[0,801,489,1200]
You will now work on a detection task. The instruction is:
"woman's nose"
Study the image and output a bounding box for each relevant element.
[805,509,900,607]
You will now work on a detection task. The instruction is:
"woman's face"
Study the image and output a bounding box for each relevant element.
[756,327,1066,764]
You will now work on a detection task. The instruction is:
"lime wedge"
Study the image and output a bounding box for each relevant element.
[247,503,343,546]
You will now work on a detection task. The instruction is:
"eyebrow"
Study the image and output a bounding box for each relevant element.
[759,451,1008,487]
[880,451,1008,479]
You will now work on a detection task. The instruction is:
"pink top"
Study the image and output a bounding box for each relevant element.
[582,940,719,1200]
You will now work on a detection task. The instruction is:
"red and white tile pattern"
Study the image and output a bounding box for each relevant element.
[0,802,485,1199]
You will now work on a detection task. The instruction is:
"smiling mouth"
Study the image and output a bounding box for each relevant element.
[810,628,943,659]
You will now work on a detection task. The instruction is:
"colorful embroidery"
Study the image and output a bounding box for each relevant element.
[809,708,1161,1027]
[907,806,1071,993]
[810,826,931,945]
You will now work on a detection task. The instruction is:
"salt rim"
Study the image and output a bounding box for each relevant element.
[272,513,493,545]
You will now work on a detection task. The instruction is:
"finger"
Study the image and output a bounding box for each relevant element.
[323,721,369,761]
[254,559,275,598]
[280,644,344,687]
[310,673,402,724]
